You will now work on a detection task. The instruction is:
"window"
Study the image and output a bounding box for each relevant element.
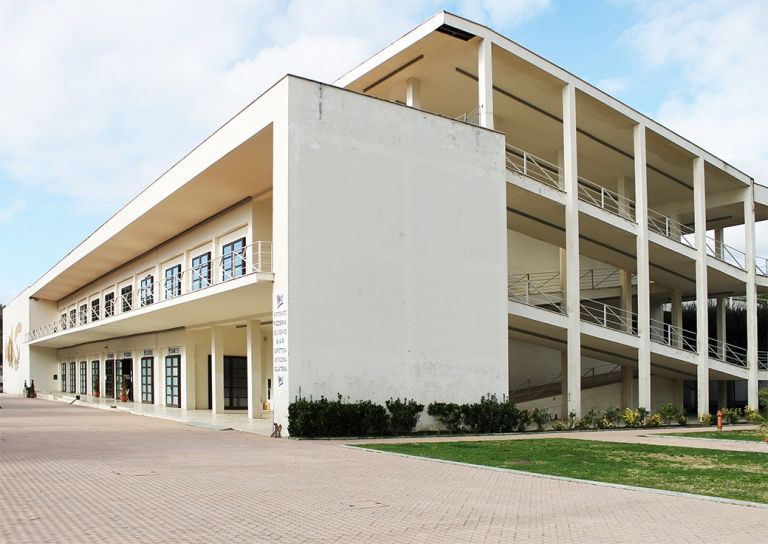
[121,285,133,312]
[79,361,87,394]
[140,275,154,306]
[191,252,211,291]
[165,355,181,407]
[61,363,67,392]
[165,265,181,299]
[91,298,100,321]
[104,293,115,317]
[69,309,76,329]
[91,360,100,395]
[222,237,246,280]
[79,304,87,326]
[60,313,67,330]
[69,362,76,394]
[141,357,154,403]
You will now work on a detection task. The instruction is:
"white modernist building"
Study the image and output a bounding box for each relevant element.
[4,12,768,432]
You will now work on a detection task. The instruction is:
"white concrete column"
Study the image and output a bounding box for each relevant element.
[478,38,494,129]
[562,83,581,417]
[560,351,568,419]
[132,352,140,403]
[715,297,727,359]
[693,157,710,417]
[671,289,683,349]
[406,78,422,109]
[634,123,651,411]
[210,327,225,414]
[714,227,724,259]
[745,186,759,409]
[616,176,630,220]
[650,298,664,343]
[620,269,633,334]
[622,366,634,409]
[182,343,196,410]
[247,320,263,419]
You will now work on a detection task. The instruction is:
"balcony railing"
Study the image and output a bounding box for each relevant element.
[758,351,768,371]
[505,145,562,191]
[649,318,697,352]
[577,177,635,221]
[647,208,696,249]
[708,337,748,368]
[26,241,273,342]
[508,275,566,315]
[706,236,747,272]
[580,298,636,334]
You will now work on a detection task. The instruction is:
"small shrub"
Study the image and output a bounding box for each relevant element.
[552,419,567,431]
[743,407,761,424]
[531,407,552,431]
[658,403,680,426]
[427,402,463,433]
[677,414,688,426]
[603,406,622,426]
[288,395,390,438]
[723,407,741,425]
[462,394,523,433]
[699,412,712,426]
[583,408,602,430]
[517,409,532,432]
[386,398,424,434]
[596,416,614,429]
[622,408,639,428]
[646,413,662,427]
[567,410,578,430]
[637,407,649,426]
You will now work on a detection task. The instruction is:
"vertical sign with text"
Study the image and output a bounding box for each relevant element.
[273,292,288,390]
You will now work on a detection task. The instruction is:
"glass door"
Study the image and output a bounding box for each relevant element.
[105,360,115,398]
[165,355,181,408]
[68,362,76,394]
[223,356,248,410]
[141,357,154,403]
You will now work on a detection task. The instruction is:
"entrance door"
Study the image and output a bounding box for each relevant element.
[119,359,133,401]
[69,362,76,394]
[206,355,248,410]
[105,360,115,398]
[140,357,154,404]
[165,355,181,408]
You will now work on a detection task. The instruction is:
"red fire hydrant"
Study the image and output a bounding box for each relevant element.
[716,409,723,432]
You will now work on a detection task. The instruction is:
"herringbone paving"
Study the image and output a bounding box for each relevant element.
[1,395,765,543]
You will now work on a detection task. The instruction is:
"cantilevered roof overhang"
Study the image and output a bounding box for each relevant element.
[335,11,754,190]
[28,79,287,302]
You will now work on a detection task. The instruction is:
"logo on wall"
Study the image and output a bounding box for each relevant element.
[276,293,284,309]
[4,322,22,371]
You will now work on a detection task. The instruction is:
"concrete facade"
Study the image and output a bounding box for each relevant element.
[4,12,768,434]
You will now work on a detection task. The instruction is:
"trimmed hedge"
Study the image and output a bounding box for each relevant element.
[287,393,529,437]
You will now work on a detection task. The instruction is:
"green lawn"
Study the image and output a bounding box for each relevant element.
[666,429,767,442]
[360,438,768,504]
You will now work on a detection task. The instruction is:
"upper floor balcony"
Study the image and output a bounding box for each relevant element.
[26,241,273,347]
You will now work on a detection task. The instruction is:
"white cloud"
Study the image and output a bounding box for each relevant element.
[456,0,551,27]
[596,77,629,96]
[0,198,26,223]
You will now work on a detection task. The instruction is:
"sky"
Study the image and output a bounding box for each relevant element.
[1,0,767,304]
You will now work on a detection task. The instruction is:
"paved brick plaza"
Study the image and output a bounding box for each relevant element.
[1,395,765,543]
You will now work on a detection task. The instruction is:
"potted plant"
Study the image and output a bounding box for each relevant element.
[119,377,130,402]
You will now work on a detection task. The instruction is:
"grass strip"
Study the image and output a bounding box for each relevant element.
[360,438,768,504]
[665,429,767,442]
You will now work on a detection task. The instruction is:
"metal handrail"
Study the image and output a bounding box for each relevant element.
[580,298,637,334]
[26,241,273,342]
[508,277,567,315]
[508,268,636,295]
[577,177,636,221]
[706,236,747,271]
[505,145,562,191]
[649,318,697,352]
[647,208,696,249]
[509,363,622,400]
[758,351,768,371]
[708,337,748,368]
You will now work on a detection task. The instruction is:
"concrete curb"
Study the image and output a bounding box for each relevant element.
[346,445,768,510]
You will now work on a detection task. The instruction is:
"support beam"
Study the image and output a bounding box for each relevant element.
[693,157,710,417]
[622,366,634,409]
[182,343,196,410]
[634,123,651,411]
[620,269,633,334]
[560,351,568,420]
[714,227,724,259]
[477,38,494,129]
[671,289,683,349]
[562,83,581,417]
[616,176,631,220]
[745,186,759,409]
[210,326,225,415]
[247,320,263,419]
[716,297,726,359]
[406,78,422,108]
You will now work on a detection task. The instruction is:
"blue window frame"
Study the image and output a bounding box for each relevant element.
[191,252,211,291]
[222,238,246,281]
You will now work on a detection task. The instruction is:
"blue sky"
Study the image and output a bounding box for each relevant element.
[1,0,766,304]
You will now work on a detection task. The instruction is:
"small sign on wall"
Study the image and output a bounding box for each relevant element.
[123,352,132,359]
[273,292,288,389]
[143,349,153,357]
[107,353,115,359]
[168,346,181,355]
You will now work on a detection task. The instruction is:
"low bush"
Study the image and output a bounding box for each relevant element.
[288,395,390,437]
[743,407,761,424]
[427,402,463,433]
[622,408,640,428]
[677,414,688,426]
[637,407,650,426]
[720,407,741,425]
[531,407,552,431]
[658,403,680,426]
[646,413,662,427]
[582,408,602,430]
[699,412,712,425]
[517,409,532,432]
[386,398,424,434]
[603,406,622,426]
[463,394,524,433]
[552,419,567,431]
[596,416,614,429]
